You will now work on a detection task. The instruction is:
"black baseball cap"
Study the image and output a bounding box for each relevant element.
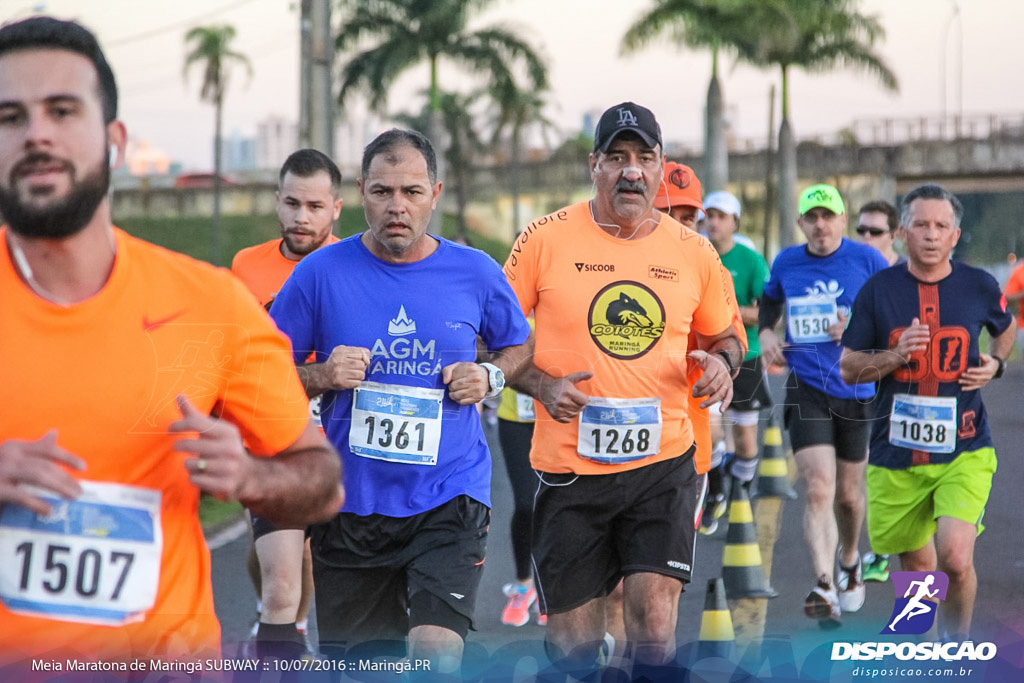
[593,102,663,153]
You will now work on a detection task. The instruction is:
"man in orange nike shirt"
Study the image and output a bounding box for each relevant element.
[0,17,343,670]
[231,148,342,659]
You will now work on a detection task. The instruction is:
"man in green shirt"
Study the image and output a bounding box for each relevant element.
[703,191,772,493]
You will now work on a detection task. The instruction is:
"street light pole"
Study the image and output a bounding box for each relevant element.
[940,1,961,136]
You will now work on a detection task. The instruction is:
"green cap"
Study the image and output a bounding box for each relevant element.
[798,183,846,216]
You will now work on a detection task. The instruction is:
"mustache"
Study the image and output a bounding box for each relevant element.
[615,179,646,195]
[12,152,72,179]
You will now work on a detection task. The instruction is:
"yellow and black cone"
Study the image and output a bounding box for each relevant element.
[697,577,735,659]
[754,411,797,499]
[721,481,778,598]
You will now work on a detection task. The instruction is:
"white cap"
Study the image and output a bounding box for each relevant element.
[703,191,741,218]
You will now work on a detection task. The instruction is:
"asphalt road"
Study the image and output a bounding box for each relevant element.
[208,367,1024,680]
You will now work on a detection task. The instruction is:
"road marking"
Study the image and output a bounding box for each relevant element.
[205,516,250,550]
[730,453,793,647]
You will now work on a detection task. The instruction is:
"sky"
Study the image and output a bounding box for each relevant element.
[7,0,1024,172]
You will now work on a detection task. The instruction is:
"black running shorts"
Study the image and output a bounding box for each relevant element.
[729,355,773,412]
[531,447,700,615]
[783,377,872,460]
[309,495,488,647]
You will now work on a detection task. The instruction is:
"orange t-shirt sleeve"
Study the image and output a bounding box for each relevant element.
[504,230,539,316]
[723,268,749,356]
[215,274,311,457]
[691,244,738,338]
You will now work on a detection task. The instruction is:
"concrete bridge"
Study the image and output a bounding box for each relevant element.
[110,113,1024,261]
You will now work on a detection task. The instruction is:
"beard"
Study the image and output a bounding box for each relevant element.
[0,153,110,239]
[281,229,329,257]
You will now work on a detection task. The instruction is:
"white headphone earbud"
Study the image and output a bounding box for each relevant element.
[109,144,118,168]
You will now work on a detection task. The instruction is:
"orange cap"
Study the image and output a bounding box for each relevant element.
[655,161,702,211]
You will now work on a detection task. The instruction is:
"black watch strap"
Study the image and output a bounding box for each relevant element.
[992,355,1006,379]
[714,349,735,374]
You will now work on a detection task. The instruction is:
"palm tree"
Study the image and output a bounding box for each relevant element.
[334,0,548,232]
[728,0,897,246]
[183,25,251,265]
[397,91,485,242]
[487,82,557,236]
[621,0,750,195]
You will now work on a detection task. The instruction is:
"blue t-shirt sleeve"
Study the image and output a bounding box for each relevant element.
[478,256,531,351]
[842,275,879,351]
[269,258,318,364]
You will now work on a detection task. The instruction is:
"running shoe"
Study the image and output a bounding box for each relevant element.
[501,583,537,627]
[863,552,890,582]
[699,493,727,535]
[837,551,866,613]
[804,576,842,628]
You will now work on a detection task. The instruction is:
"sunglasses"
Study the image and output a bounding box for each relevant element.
[856,226,889,237]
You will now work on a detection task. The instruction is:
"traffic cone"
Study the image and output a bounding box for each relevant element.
[754,410,797,499]
[721,481,778,598]
[697,578,734,659]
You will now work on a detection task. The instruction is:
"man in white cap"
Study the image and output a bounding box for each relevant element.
[702,191,771,503]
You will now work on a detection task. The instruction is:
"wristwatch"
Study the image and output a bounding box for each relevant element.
[992,355,1006,379]
[479,362,505,398]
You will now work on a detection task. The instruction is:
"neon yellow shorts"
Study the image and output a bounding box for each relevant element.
[866,447,996,556]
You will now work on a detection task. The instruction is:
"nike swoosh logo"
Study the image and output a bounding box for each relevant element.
[143,310,187,331]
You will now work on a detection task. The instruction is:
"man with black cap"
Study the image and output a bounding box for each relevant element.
[504,102,743,680]
[758,184,889,627]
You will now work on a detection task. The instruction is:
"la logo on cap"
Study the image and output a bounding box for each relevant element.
[617,107,639,127]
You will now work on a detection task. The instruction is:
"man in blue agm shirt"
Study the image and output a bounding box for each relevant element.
[271,129,531,675]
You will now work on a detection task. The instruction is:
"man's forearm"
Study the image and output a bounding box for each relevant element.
[991,319,1017,360]
[508,362,549,399]
[705,334,744,373]
[242,444,343,526]
[840,348,906,385]
[297,362,331,399]
[489,334,534,386]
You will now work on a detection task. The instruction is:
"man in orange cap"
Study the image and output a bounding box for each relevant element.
[653,160,703,229]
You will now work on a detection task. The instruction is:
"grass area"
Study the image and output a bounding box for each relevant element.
[198,494,245,532]
[117,208,513,267]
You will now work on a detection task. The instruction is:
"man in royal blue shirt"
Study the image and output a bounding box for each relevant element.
[271,129,531,674]
[759,184,888,626]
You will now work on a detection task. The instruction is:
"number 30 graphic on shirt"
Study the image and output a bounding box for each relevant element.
[889,326,969,382]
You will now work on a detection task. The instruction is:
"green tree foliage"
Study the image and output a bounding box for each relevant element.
[183,25,252,265]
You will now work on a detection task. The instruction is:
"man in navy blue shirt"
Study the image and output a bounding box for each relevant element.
[841,184,1014,640]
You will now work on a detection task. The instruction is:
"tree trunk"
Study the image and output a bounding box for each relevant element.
[704,73,728,194]
[762,83,776,259]
[510,125,522,236]
[426,56,444,236]
[776,66,796,248]
[212,92,224,265]
[777,116,796,249]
